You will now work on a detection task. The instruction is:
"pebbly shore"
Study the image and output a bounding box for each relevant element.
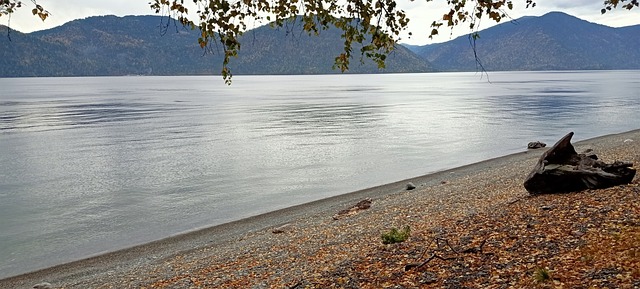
[2,129,639,288]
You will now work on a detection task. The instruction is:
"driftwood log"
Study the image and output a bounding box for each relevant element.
[332,198,372,220]
[524,132,636,194]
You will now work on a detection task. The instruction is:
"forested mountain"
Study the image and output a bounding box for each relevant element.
[0,15,431,77]
[1,17,219,76]
[407,12,640,71]
[3,11,639,77]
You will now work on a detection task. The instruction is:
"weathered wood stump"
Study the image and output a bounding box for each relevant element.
[524,132,636,194]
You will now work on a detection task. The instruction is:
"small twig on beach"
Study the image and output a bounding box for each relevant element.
[437,237,459,253]
[508,198,521,205]
[405,237,488,271]
[405,253,457,271]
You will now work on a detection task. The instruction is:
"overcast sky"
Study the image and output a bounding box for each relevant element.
[5,0,640,45]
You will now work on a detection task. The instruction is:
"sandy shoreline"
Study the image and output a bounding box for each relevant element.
[2,129,639,288]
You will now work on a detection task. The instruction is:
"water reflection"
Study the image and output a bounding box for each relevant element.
[490,92,589,117]
[0,100,192,132]
[251,102,385,138]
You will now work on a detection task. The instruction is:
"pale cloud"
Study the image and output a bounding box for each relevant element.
[4,0,639,45]
[7,1,151,32]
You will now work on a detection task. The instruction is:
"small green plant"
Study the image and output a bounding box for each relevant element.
[533,267,552,283]
[381,226,410,244]
[580,253,595,265]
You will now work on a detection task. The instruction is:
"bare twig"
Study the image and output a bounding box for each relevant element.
[405,253,457,271]
[406,236,488,271]
[468,33,490,82]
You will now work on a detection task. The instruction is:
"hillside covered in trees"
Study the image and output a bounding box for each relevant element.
[408,12,640,71]
[0,15,432,77]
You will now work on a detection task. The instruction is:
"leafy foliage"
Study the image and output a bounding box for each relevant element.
[602,0,639,13]
[148,0,540,83]
[0,0,21,17]
[381,225,410,244]
[0,0,48,20]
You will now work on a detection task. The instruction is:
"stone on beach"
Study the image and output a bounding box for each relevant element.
[32,282,52,289]
[406,182,416,190]
[527,141,547,149]
[272,223,292,234]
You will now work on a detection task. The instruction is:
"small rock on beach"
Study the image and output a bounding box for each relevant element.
[527,141,547,149]
[406,182,416,190]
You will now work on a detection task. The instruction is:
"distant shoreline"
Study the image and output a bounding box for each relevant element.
[3,69,640,79]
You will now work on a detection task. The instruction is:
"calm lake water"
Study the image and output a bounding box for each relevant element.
[1,71,639,278]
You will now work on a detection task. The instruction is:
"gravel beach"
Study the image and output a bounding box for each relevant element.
[2,129,639,289]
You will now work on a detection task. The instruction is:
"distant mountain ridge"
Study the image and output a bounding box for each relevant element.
[2,11,639,77]
[0,15,431,77]
[407,11,640,71]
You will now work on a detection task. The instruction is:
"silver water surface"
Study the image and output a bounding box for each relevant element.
[1,71,639,278]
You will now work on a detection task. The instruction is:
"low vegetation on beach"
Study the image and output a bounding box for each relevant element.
[381,226,411,245]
